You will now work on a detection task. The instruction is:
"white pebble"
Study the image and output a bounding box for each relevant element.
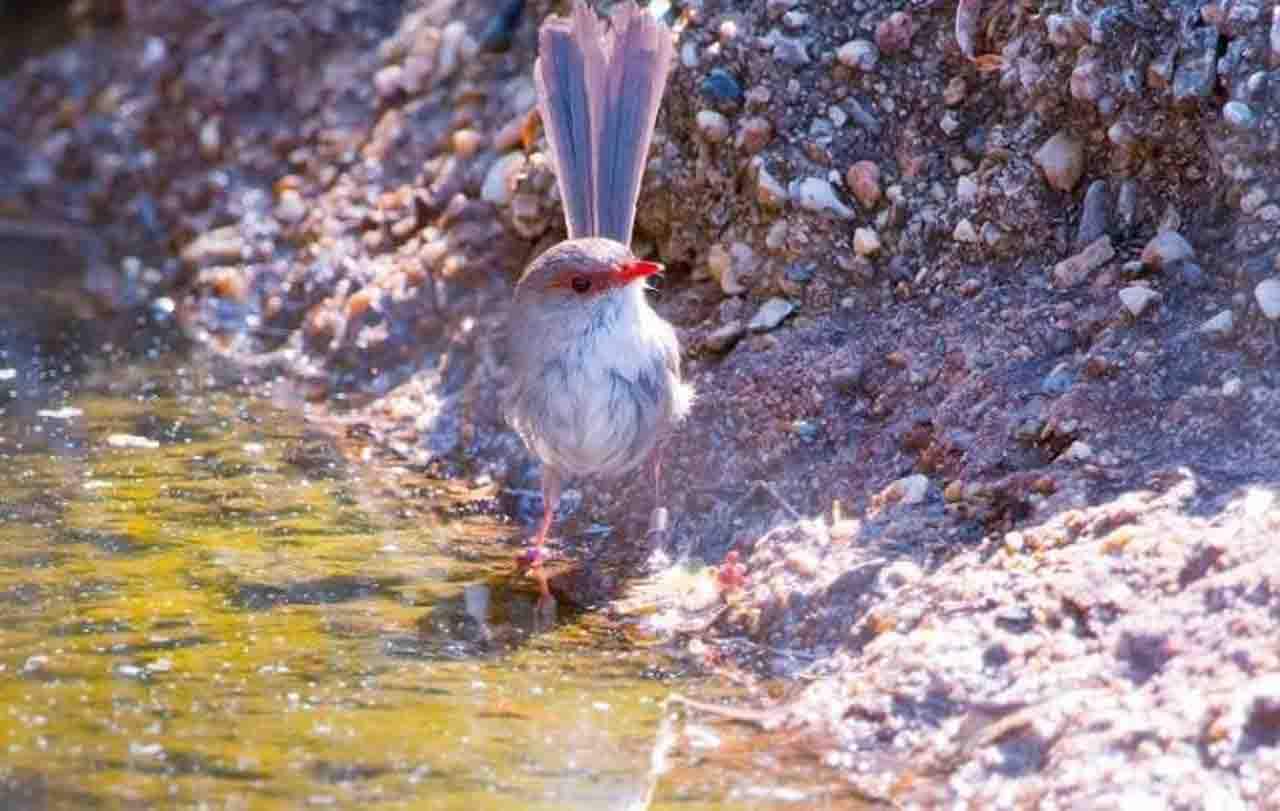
[1255,278,1280,320]
[789,177,853,219]
[1199,310,1234,337]
[481,153,527,206]
[953,218,979,243]
[695,109,731,143]
[275,189,307,224]
[1119,286,1160,317]
[853,227,881,257]
[374,64,404,98]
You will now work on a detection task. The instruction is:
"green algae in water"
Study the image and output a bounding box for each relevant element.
[0,362,855,810]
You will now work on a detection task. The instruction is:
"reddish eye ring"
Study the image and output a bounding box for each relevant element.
[570,276,591,293]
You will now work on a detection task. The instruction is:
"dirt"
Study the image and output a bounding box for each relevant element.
[4,0,1280,804]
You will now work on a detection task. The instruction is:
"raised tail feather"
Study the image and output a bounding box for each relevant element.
[534,1,673,244]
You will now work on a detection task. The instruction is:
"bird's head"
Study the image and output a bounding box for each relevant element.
[514,237,662,320]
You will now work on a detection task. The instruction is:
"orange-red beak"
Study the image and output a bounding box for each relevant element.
[615,260,663,284]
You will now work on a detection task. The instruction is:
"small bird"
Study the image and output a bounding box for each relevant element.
[504,0,691,602]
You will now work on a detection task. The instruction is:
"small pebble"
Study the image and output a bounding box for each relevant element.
[782,10,808,30]
[1255,278,1280,320]
[1272,4,1280,62]
[1034,131,1085,192]
[981,222,1006,250]
[755,163,788,209]
[1107,120,1138,150]
[1119,286,1160,317]
[784,262,815,285]
[875,11,914,55]
[845,97,882,134]
[769,30,811,65]
[943,77,967,106]
[451,129,484,158]
[1199,310,1234,337]
[275,189,307,224]
[1222,377,1244,398]
[182,226,245,269]
[956,175,978,205]
[699,68,744,109]
[953,218,979,243]
[765,219,788,252]
[706,242,758,296]
[1060,441,1094,462]
[374,64,404,99]
[749,298,796,332]
[735,117,772,154]
[1041,362,1074,395]
[853,227,881,257]
[1049,13,1086,47]
[1223,101,1255,130]
[1141,231,1194,271]
[837,39,879,72]
[696,109,731,143]
[1070,58,1104,103]
[481,153,526,206]
[790,177,854,219]
[845,161,881,209]
[1053,236,1115,288]
[198,117,221,159]
[436,21,474,81]
[1116,180,1139,233]
[1240,187,1269,215]
[1272,4,1280,63]
[884,474,929,506]
[1076,180,1110,249]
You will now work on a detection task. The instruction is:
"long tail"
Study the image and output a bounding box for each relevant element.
[534,1,673,244]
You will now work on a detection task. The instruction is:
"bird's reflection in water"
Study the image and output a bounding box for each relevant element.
[392,580,561,661]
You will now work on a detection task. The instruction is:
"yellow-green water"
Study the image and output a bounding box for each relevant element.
[0,358,852,810]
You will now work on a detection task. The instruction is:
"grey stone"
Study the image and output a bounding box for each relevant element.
[1142,231,1195,271]
[1076,180,1110,249]
[1116,180,1139,234]
[749,298,797,332]
[1223,101,1256,131]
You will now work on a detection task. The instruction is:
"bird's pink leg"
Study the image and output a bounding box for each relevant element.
[651,444,663,505]
[646,445,668,539]
[519,466,561,601]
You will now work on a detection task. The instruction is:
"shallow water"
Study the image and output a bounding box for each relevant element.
[0,353,856,810]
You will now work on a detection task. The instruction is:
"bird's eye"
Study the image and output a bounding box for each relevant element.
[570,276,591,294]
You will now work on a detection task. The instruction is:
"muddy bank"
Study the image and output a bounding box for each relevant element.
[5,0,1280,804]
